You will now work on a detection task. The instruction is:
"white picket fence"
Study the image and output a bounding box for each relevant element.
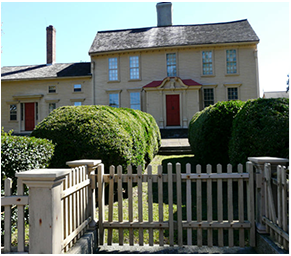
[263,164,289,250]
[96,162,256,247]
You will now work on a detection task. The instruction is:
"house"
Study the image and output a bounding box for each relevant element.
[263,91,289,99]
[1,2,260,134]
[88,2,259,128]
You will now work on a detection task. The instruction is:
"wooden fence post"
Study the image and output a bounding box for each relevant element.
[97,163,105,246]
[246,161,255,247]
[4,178,12,253]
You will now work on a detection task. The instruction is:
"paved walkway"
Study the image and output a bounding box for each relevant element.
[161,138,190,147]
[97,244,257,254]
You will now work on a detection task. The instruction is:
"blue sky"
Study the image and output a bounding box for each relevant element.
[1,1,290,96]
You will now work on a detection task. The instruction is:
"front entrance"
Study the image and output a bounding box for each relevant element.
[166,94,180,126]
[25,103,35,131]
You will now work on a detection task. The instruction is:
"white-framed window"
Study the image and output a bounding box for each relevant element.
[166,53,176,77]
[129,56,140,80]
[130,92,141,110]
[48,85,56,93]
[108,57,118,81]
[10,104,17,121]
[203,88,214,107]
[227,87,238,100]
[74,84,82,92]
[74,102,82,106]
[109,93,119,108]
[226,49,237,74]
[49,103,56,113]
[202,51,213,75]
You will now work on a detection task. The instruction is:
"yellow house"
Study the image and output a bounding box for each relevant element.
[1,2,260,133]
[89,2,260,128]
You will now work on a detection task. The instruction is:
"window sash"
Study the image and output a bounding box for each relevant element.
[49,103,56,113]
[167,53,177,77]
[74,84,82,92]
[228,88,238,100]
[109,57,118,81]
[74,102,82,106]
[129,56,140,79]
[48,85,56,93]
[204,88,214,107]
[226,50,237,74]
[10,104,17,121]
[202,51,213,75]
[130,92,141,110]
[109,93,119,108]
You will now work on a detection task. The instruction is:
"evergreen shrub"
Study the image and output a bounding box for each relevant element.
[31,105,161,172]
[229,98,289,166]
[188,101,245,168]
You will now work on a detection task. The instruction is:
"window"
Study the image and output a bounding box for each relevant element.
[74,84,82,92]
[204,88,214,107]
[226,49,237,74]
[202,51,213,75]
[166,53,176,77]
[48,85,56,93]
[108,57,118,81]
[130,92,141,110]
[49,103,56,113]
[10,104,17,120]
[109,93,119,108]
[129,56,140,80]
[228,88,238,100]
[74,102,82,106]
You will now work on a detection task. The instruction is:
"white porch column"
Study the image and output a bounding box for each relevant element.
[66,159,102,229]
[16,169,70,254]
[248,157,289,234]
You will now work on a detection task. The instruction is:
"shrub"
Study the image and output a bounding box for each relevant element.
[188,101,245,168]
[31,105,161,172]
[229,98,289,166]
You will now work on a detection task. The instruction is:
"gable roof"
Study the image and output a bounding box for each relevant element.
[89,19,259,55]
[1,62,91,81]
[143,77,202,89]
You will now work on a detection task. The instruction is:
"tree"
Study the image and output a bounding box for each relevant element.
[286,73,291,94]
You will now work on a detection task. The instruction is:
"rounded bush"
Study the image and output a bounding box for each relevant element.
[188,100,245,167]
[229,98,289,166]
[31,105,161,172]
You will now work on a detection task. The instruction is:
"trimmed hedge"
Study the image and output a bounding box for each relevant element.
[229,98,289,166]
[188,101,245,167]
[1,130,55,193]
[31,105,161,172]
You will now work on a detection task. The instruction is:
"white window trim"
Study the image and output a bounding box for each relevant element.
[48,85,57,94]
[73,84,83,93]
[202,84,218,108]
[223,83,242,100]
[108,56,120,82]
[201,50,215,77]
[166,52,178,77]
[106,89,122,107]
[225,49,239,76]
[128,55,141,81]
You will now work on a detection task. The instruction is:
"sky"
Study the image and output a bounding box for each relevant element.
[1,1,290,96]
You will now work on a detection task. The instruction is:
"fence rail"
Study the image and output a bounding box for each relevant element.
[1,178,28,253]
[97,162,255,247]
[263,164,289,250]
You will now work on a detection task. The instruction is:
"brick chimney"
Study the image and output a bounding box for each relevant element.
[46,25,56,65]
[156,2,172,27]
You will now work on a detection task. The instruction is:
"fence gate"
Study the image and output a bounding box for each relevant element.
[96,161,255,248]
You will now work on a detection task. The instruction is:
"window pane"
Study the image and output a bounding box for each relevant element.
[204,88,214,107]
[49,85,56,93]
[10,104,17,120]
[74,84,82,92]
[202,51,213,75]
[74,102,82,106]
[228,88,238,100]
[167,53,177,77]
[109,57,118,81]
[49,103,56,113]
[226,50,237,74]
[130,56,140,79]
[130,92,140,110]
[109,93,119,108]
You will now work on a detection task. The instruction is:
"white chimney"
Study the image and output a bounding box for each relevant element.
[156,2,172,27]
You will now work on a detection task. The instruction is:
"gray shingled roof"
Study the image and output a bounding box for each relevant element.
[1,62,91,81]
[89,19,259,54]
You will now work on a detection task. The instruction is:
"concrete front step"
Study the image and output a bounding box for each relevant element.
[159,138,192,155]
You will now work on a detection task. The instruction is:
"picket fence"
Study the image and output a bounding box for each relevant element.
[1,163,95,253]
[262,163,289,250]
[96,162,256,247]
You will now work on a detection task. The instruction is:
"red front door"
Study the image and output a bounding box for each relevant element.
[25,103,35,131]
[166,95,180,126]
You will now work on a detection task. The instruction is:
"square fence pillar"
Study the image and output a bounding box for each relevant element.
[16,169,70,254]
[248,157,289,234]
